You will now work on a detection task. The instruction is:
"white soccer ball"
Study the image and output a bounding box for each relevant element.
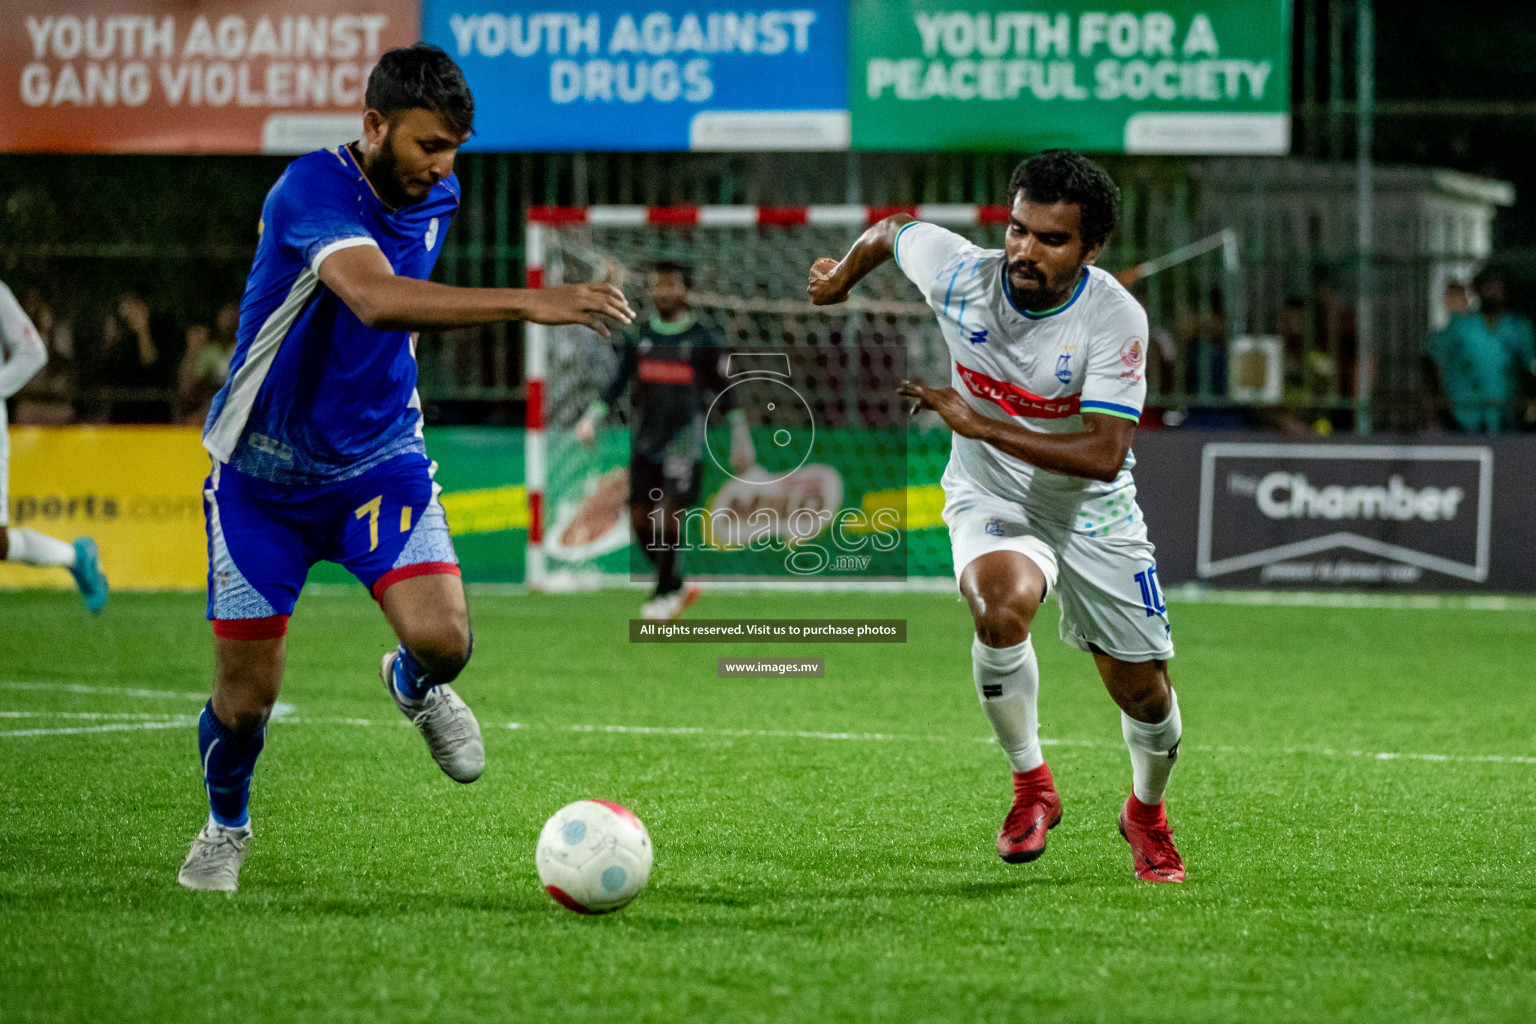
[535,800,653,914]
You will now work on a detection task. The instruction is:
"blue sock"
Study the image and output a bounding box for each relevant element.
[392,634,473,701]
[198,701,263,829]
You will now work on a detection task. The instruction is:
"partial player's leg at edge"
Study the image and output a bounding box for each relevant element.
[0,528,109,615]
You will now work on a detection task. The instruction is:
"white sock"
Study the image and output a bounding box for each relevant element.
[1122,689,1182,805]
[5,528,76,568]
[972,635,1044,773]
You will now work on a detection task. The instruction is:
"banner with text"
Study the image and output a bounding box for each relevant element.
[423,1,849,151]
[0,426,527,591]
[850,0,1290,153]
[0,1,416,153]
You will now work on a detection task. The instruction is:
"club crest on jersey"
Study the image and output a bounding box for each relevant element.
[1055,351,1073,383]
[967,328,988,345]
[425,217,439,251]
[1120,335,1145,369]
[984,519,1007,537]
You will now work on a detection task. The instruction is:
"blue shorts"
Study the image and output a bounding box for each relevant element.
[204,452,459,638]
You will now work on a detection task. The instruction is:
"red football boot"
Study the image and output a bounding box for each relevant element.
[1118,795,1185,883]
[996,763,1063,864]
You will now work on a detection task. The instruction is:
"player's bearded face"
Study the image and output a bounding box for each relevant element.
[1003,197,1098,312]
[365,108,466,208]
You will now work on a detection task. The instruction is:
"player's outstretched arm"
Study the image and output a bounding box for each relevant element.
[806,214,915,306]
[900,379,1135,483]
[320,245,635,336]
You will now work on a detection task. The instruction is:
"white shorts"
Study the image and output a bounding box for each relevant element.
[0,436,8,528]
[942,459,1174,662]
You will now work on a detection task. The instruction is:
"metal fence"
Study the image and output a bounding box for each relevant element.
[0,150,1510,432]
[424,151,1507,432]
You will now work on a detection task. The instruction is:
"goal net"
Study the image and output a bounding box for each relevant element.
[523,205,1011,590]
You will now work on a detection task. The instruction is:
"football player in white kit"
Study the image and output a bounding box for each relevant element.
[0,280,109,612]
[807,151,1183,882]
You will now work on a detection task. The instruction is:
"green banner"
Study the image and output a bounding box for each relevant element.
[545,425,959,582]
[851,1,1291,153]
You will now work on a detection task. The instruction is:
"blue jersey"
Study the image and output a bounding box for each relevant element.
[204,145,458,484]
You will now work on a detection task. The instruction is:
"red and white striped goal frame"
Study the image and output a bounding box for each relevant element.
[521,204,1009,587]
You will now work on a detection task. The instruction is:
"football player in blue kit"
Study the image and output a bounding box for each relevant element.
[179,44,635,891]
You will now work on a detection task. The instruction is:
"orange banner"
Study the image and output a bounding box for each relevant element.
[0,1,417,153]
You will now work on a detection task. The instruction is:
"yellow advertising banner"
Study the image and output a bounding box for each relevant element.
[1,425,209,590]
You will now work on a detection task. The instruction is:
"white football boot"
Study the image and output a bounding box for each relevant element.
[381,651,485,783]
[642,584,701,621]
[177,815,252,892]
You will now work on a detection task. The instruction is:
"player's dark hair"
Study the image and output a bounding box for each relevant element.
[365,44,475,136]
[651,260,693,288]
[1472,265,1503,292]
[1007,150,1120,251]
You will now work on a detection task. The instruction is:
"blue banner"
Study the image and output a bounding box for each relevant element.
[424,2,849,151]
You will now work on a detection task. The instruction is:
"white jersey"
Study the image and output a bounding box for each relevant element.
[896,221,1150,530]
[0,280,50,453]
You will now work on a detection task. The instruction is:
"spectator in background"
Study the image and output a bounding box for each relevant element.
[1175,290,1246,429]
[1277,270,1358,434]
[178,301,239,425]
[99,291,173,423]
[1423,281,1470,429]
[1431,269,1535,434]
[11,287,76,425]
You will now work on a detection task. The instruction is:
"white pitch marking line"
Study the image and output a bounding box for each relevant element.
[0,700,293,739]
[0,720,197,738]
[0,681,209,701]
[3,698,1532,767]
[0,711,195,720]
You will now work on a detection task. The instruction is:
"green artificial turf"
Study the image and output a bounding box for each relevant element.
[2,589,1534,1023]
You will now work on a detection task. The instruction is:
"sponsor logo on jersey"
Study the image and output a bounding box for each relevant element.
[247,433,294,462]
[638,359,697,385]
[984,519,1006,537]
[955,362,1080,420]
[425,217,439,252]
[967,328,988,345]
[1120,335,1145,369]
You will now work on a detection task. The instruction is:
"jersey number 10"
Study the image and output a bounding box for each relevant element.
[1133,567,1166,618]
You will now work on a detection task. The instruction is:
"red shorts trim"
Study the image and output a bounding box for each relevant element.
[371,562,461,601]
[212,615,291,641]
